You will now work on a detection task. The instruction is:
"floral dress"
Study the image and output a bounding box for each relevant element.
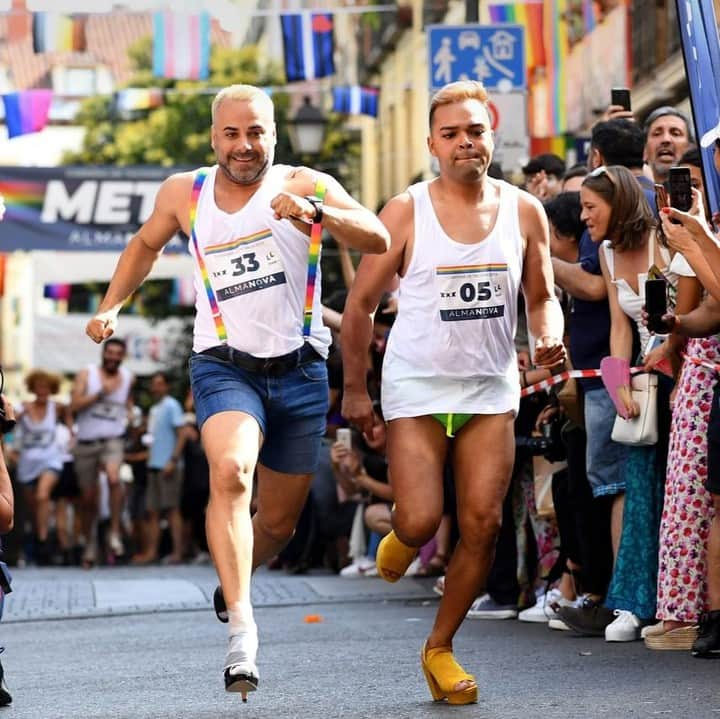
[656,336,720,621]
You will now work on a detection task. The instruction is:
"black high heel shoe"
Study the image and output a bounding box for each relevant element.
[213,585,228,623]
[224,664,259,699]
[224,638,259,701]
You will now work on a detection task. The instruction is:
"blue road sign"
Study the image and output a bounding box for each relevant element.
[428,24,526,92]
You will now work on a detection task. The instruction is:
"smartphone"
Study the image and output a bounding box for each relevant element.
[654,183,669,210]
[668,167,692,213]
[336,428,352,450]
[611,87,632,112]
[645,277,668,334]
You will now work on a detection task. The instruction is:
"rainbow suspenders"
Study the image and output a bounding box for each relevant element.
[188,168,326,345]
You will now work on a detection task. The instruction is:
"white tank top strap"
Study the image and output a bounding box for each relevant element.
[602,241,615,280]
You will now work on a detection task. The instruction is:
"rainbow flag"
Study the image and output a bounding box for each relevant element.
[1,90,53,138]
[153,11,210,81]
[543,0,569,135]
[488,1,545,69]
[32,12,87,53]
[530,136,569,158]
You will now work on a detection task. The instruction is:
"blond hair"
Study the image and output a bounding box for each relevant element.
[211,84,275,123]
[429,80,489,129]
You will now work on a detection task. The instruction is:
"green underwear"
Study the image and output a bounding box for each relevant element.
[432,413,474,437]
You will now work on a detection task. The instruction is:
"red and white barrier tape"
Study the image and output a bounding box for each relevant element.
[520,367,643,398]
[521,353,720,398]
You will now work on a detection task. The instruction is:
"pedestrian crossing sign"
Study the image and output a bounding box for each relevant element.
[428,24,526,92]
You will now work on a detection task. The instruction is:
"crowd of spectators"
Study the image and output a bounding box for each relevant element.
[2,101,720,665]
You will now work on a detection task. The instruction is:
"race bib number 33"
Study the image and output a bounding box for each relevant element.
[436,264,508,321]
[204,229,287,302]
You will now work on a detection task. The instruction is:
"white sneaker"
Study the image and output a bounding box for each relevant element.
[519,588,564,623]
[340,556,377,578]
[605,610,642,642]
[108,532,125,557]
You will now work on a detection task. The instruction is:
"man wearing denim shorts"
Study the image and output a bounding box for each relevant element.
[85,84,389,699]
[71,337,134,566]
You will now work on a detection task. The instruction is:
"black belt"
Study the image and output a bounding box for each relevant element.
[199,343,323,377]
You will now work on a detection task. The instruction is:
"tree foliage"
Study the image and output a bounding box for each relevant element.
[63,38,359,182]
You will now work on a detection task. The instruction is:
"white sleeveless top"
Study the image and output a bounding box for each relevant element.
[16,400,63,483]
[601,230,678,350]
[382,179,524,419]
[190,164,330,358]
[75,365,132,441]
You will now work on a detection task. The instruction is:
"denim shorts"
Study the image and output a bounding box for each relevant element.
[583,387,629,497]
[189,350,328,475]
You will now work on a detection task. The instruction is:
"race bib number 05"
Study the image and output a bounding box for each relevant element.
[204,229,287,302]
[436,264,508,321]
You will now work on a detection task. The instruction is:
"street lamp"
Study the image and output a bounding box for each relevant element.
[287,96,328,155]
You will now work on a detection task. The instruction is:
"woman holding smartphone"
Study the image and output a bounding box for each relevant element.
[583,165,678,641]
[644,148,720,650]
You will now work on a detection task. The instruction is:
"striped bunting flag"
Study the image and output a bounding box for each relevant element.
[281,13,335,83]
[32,12,87,53]
[2,90,54,138]
[332,86,379,117]
[115,88,164,113]
[152,11,211,81]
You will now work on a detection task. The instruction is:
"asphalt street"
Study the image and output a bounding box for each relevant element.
[0,567,718,719]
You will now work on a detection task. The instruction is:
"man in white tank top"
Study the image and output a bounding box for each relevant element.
[342,80,565,704]
[71,337,134,567]
[84,84,389,700]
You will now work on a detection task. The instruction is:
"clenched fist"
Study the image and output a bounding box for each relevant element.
[270,192,316,223]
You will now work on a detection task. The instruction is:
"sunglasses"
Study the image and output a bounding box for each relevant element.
[588,165,618,188]
[715,138,720,151]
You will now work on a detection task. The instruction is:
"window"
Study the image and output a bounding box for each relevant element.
[63,68,96,96]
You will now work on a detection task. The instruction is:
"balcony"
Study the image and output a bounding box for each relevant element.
[356,2,414,80]
[631,0,681,85]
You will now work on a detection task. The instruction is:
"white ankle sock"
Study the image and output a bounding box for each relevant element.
[226,602,258,676]
[227,600,256,636]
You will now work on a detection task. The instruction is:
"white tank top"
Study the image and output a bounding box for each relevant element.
[16,400,63,483]
[190,164,330,358]
[382,179,524,419]
[602,230,678,350]
[75,365,132,441]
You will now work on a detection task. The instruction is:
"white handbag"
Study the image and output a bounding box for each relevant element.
[611,373,658,446]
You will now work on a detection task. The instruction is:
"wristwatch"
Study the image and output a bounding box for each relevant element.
[304,196,324,224]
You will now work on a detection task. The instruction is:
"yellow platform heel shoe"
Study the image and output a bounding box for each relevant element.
[420,642,478,705]
[375,530,418,582]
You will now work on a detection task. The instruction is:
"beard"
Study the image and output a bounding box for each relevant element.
[218,153,271,186]
[102,359,121,375]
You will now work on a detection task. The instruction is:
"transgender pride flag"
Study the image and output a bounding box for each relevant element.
[153,11,210,81]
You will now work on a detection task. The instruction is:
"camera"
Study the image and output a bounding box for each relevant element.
[516,416,566,463]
